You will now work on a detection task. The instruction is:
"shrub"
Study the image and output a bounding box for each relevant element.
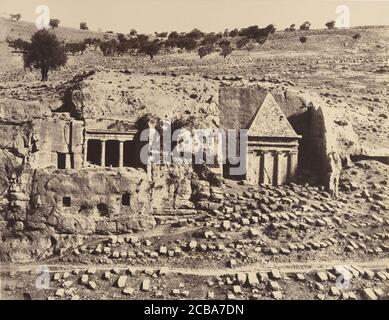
[266,24,277,34]
[117,37,139,55]
[201,33,221,46]
[168,31,180,40]
[236,37,250,49]
[155,32,168,38]
[99,39,119,56]
[257,35,268,46]
[49,19,60,29]
[139,41,160,59]
[9,38,30,52]
[9,14,21,21]
[187,28,204,40]
[229,29,239,37]
[65,42,87,55]
[353,33,361,41]
[176,36,197,51]
[300,21,311,31]
[220,44,233,58]
[198,45,213,59]
[299,36,307,44]
[238,25,273,42]
[80,22,88,30]
[286,24,296,32]
[325,21,336,29]
[137,34,149,45]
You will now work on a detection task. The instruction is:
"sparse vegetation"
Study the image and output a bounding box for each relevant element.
[1,17,381,66]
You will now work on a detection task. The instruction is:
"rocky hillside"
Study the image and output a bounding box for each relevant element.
[0,18,114,42]
[2,17,388,51]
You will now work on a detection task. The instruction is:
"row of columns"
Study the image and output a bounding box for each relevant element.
[258,149,298,186]
[85,139,126,168]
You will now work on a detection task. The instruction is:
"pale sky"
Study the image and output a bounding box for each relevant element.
[1,0,388,33]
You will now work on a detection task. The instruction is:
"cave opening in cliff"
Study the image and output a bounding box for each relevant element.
[87,140,102,166]
[105,140,120,167]
[57,153,66,169]
[62,197,71,207]
[97,203,109,216]
[122,193,131,206]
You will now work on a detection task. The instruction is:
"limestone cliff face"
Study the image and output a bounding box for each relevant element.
[301,93,362,184]
[60,70,220,128]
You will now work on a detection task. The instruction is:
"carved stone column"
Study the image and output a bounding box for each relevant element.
[119,141,124,168]
[101,140,106,167]
[275,151,283,186]
[289,150,298,178]
[65,154,72,169]
[259,150,266,185]
[84,139,88,166]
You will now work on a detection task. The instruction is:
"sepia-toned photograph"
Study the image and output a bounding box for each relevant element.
[0,0,388,305]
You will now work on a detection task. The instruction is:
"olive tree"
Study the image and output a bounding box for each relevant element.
[23,30,67,81]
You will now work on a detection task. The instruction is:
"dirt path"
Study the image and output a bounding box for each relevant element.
[2,258,388,276]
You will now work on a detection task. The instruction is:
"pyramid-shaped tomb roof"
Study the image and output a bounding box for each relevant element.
[219,87,300,138]
[247,92,300,138]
